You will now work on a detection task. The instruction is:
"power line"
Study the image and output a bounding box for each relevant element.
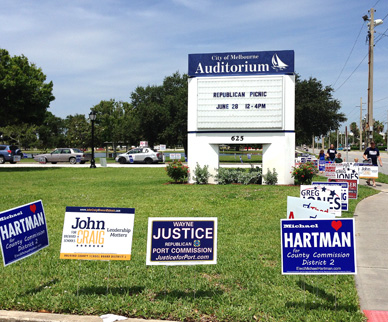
[373,0,381,8]
[335,52,368,92]
[375,96,388,103]
[332,22,366,88]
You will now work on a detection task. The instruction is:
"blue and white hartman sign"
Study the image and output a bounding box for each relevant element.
[188,50,294,77]
[0,200,49,266]
[146,217,217,266]
[281,219,356,275]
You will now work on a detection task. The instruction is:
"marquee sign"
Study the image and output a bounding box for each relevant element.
[188,50,295,77]
[187,50,295,185]
[196,76,285,129]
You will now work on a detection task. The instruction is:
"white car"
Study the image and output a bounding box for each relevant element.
[115,148,163,164]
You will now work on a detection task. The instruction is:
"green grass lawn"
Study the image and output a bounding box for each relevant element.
[0,168,376,321]
[377,172,388,184]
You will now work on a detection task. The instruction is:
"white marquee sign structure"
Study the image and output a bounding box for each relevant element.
[187,50,295,184]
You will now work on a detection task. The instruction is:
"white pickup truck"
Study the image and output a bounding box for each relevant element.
[115,148,163,164]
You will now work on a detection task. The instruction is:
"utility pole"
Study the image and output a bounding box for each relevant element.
[359,97,366,150]
[336,130,339,149]
[367,8,375,148]
[363,9,383,147]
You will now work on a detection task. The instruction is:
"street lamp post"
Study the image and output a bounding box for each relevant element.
[89,111,97,168]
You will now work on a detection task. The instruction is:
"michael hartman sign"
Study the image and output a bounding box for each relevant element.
[146,217,217,266]
[281,219,356,275]
[0,200,49,266]
[60,207,135,261]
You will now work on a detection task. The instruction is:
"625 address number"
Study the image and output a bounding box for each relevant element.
[231,136,244,142]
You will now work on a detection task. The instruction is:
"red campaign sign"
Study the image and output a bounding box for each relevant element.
[328,179,358,199]
[325,163,336,180]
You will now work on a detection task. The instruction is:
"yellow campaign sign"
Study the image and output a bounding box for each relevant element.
[60,206,135,261]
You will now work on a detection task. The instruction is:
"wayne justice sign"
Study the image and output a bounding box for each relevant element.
[146,217,218,266]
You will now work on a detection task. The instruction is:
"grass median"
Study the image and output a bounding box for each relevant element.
[0,167,377,321]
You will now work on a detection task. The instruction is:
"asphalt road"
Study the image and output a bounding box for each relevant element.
[2,149,388,175]
[308,148,388,175]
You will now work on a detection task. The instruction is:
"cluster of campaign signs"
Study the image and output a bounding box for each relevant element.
[282,160,378,275]
[0,160,377,276]
[0,201,217,268]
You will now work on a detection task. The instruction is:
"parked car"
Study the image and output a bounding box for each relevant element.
[0,145,23,164]
[33,148,91,164]
[343,145,351,151]
[115,148,163,164]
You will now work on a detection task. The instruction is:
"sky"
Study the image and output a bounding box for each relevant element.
[1,0,388,133]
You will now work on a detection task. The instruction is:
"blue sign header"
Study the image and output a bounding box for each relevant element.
[188,50,294,77]
[281,218,356,275]
[66,206,135,214]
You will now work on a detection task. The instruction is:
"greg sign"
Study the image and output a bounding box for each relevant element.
[300,185,342,217]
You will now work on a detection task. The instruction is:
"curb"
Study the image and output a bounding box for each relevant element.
[0,311,171,322]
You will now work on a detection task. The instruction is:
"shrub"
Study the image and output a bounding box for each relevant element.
[248,165,262,184]
[263,168,278,185]
[291,161,318,185]
[165,160,189,183]
[215,167,262,185]
[193,163,211,184]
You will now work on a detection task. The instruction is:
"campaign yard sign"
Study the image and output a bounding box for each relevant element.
[287,196,334,220]
[319,160,325,172]
[335,164,359,183]
[358,165,379,179]
[328,178,358,199]
[0,200,49,266]
[281,219,356,275]
[146,217,217,266]
[324,162,336,179]
[300,185,342,217]
[60,207,135,261]
[312,182,349,212]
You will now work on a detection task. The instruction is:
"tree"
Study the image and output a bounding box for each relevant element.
[0,49,55,126]
[64,114,90,149]
[160,72,188,153]
[91,99,134,154]
[295,75,346,145]
[131,85,167,149]
[37,111,66,149]
[373,120,385,145]
[0,123,38,148]
[130,72,188,152]
[350,122,359,144]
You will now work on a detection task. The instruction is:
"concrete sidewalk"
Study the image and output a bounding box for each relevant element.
[355,179,388,321]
